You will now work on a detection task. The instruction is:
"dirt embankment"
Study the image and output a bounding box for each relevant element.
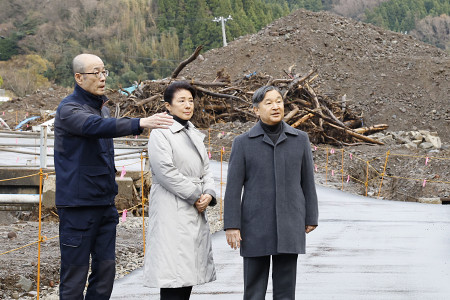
[180,9,449,143]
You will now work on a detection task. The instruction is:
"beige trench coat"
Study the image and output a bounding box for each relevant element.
[143,121,216,288]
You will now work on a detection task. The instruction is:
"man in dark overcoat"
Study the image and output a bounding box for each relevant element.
[224,85,319,300]
[54,53,173,299]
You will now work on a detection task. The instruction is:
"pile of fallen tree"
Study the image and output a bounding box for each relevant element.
[114,46,387,146]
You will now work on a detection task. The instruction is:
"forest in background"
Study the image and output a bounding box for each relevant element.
[0,0,448,96]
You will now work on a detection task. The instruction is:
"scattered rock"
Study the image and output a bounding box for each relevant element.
[11,291,20,299]
[369,130,443,150]
[419,142,434,149]
[425,135,442,149]
[27,290,38,297]
[379,135,395,145]
[7,231,17,239]
[404,142,417,150]
[17,275,33,292]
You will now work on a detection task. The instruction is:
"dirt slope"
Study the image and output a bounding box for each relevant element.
[180,9,449,142]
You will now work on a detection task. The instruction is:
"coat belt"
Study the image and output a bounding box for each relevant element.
[152,175,204,185]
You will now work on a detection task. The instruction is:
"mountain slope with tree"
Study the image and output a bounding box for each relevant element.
[364,0,450,51]
[0,0,321,91]
[0,0,448,95]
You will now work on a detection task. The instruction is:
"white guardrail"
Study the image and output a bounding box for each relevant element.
[0,127,150,169]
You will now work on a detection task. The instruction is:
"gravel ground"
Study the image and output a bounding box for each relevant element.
[0,198,224,300]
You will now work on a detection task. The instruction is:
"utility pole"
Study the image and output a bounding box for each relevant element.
[212,15,232,47]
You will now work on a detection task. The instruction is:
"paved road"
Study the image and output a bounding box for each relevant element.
[111,184,450,300]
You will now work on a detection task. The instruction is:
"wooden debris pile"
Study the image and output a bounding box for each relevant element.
[114,46,387,146]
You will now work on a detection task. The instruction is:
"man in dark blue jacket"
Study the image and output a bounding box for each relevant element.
[54,53,173,300]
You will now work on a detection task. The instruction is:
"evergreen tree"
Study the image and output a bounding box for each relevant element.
[0,35,20,61]
[366,0,450,32]
[2,0,448,91]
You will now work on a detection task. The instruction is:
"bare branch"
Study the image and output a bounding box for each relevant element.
[171,45,204,79]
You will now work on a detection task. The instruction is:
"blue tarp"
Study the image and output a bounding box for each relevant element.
[119,85,137,95]
[14,116,40,130]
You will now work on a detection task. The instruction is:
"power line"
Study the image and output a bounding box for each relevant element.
[154,16,218,21]
[121,55,181,62]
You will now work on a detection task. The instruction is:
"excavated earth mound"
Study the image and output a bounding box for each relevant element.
[180,9,449,143]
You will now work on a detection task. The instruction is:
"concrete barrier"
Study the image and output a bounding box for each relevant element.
[0,168,150,209]
[0,168,42,194]
[42,175,56,208]
[40,175,137,209]
[418,197,442,204]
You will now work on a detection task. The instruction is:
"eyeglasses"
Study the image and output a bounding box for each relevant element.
[78,70,109,78]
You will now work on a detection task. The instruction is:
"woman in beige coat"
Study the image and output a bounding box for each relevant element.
[144,81,216,300]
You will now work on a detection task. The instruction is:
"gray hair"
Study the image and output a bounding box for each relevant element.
[252,85,282,107]
[72,53,101,74]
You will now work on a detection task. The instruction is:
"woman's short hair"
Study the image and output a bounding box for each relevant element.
[252,85,282,107]
[163,81,197,104]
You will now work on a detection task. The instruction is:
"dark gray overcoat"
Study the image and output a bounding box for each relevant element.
[224,121,319,257]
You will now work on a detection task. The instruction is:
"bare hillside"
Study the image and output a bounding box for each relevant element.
[331,0,390,20]
[180,9,450,142]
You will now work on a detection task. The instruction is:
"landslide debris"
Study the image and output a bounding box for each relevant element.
[179,9,449,143]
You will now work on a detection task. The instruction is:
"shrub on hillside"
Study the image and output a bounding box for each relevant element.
[0,54,52,97]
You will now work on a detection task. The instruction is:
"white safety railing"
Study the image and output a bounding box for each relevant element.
[0,129,149,169]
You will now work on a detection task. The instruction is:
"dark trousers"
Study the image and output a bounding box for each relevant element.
[160,286,193,300]
[243,254,298,300]
[58,206,119,300]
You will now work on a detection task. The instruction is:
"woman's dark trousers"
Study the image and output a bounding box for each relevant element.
[160,286,193,300]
